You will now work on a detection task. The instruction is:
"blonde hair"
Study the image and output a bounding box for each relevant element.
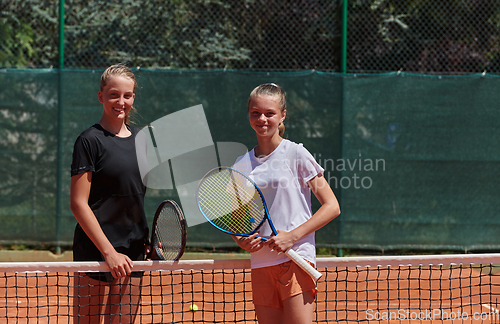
[100,64,138,124]
[248,83,287,136]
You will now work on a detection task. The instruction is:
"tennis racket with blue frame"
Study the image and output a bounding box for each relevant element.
[196,167,322,281]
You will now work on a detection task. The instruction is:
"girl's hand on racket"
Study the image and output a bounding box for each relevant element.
[266,230,297,254]
[231,233,265,253]
[144,239,152,261]
[104,251,133,279]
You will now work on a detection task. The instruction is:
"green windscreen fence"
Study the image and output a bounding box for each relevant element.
[1,70,499,252]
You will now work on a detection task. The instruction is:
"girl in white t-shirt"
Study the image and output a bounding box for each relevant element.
[231,83,340,324]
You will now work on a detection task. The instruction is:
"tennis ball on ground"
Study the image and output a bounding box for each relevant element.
[189,303,199,312]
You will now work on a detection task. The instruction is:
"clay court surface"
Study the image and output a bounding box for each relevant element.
[1,260,500,323]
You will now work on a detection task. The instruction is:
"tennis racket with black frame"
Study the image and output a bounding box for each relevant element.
[149,200,187,261]
[196,167,322,281]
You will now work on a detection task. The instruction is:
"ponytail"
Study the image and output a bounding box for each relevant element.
[278,122,285,137]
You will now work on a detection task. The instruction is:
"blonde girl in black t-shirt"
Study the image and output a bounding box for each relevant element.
[70,64,150,323]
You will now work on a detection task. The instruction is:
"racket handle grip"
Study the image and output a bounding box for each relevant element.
[285,249,322,282]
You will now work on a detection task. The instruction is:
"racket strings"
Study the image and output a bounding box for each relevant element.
[198,169,265,235]
[155,206,184,260]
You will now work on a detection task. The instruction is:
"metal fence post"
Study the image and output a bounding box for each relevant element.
[55,0,65,254]
[341,0,347,73]
[337,0,348,257]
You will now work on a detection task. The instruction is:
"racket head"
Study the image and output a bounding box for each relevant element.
[196,167,269,237]
[151,200,187,261]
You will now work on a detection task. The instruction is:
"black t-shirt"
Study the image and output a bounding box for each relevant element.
[71,124,148,263]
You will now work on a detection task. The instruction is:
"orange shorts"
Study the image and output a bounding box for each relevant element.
[251,260,318,309]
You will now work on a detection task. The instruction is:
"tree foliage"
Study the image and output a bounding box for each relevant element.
[2,0,500,72]
[348,0,500,73]
[1,0,340,70]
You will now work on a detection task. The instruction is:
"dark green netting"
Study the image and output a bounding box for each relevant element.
[341,73,500,251]
[1,69,499,252]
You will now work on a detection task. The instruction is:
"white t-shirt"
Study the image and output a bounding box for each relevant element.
[233,139,324,269]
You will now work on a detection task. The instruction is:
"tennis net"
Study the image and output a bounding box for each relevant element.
[1,254,500,323]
